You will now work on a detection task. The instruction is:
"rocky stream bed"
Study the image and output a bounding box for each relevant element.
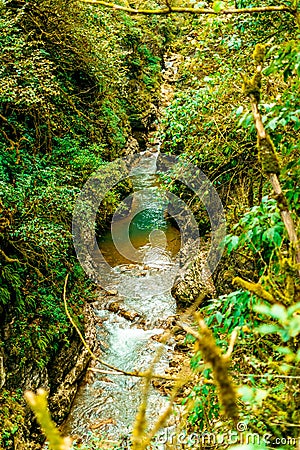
[60,54,216,448]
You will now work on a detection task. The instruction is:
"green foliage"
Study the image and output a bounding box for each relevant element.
[224,196,284,262]
[0,0,299,448]
[254,302,300,343]
[264,39,300,84]
[281,157,300,214]
[164,12,300,447]
[205,290,253,335]
[184,375,219,429]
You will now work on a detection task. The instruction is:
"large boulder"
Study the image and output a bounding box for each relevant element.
[171,251,215,308]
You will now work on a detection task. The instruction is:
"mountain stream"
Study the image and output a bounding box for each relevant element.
[64,55,184,449]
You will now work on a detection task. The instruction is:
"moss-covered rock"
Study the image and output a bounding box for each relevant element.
[171,252,216,307]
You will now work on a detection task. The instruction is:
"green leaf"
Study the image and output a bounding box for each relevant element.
[212,1,224,12]
[235,105,244,116]
[262,227,282,247]
[267,117,278,131]
[256,324,280,335]
[270,304,287,321]
[287,316,300,337]
[277,346,294,356]
[238,385,254,402]
[227,235,239,253]
[215,311,223,324]
[287,302,300,316]
[254,303,271,316]
[273,231,282,247]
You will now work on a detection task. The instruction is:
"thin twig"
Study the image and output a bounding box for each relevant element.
[224,328,239,360]
[238,373,300,379]
[88,367,180,381]
[271,421,300,428]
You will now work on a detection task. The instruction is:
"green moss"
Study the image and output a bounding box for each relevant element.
[258,135,281,175]
[0,390,26,449]
[242,72,262,102]
[253,43,266,65]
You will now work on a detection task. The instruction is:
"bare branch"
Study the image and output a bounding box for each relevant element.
[238,373,300,379]
[224,328,239,361]
[0,249,20,264]
[88,367,180,381]
[233,276,276,303]
[81,0,295,17]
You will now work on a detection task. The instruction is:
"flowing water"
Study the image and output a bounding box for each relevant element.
[64,149,182,447]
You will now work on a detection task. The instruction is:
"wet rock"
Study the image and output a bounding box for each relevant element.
[142,103,158,130]
[106,301,142,322]
[170,325,182,335]
[136,272,146,277]
[144,150,153,157]
[174,342,190,352]
[1,302,99,447]
[89,417,116,430]
[130,103,158,132]
[49,347,90,423]
[171,251,215,307]
[134,317,146,328]
[106,289,118,296]
[49,304,99,422]
[123,136,140,156]
[70,435,83,447]
[175,334,185,341]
